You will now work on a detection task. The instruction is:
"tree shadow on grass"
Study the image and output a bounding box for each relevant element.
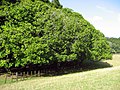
[0,60,113,78]
[0,60,113,85]
[80,60,113,70]
[43,60,113,76]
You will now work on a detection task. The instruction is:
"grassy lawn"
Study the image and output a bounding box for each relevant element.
[103,54,120,67]
[0,66,120,90]
[0,75,6,85]
[0,54,120,90]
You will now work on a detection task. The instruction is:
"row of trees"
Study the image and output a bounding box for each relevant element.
[107,37,120,53]
[0,0,112,69]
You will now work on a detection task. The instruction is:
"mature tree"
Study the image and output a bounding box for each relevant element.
[0,1,112,69]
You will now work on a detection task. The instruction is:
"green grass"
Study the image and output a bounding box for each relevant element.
[0,54,120,90]
[0,66,120,90]
[0,75,6,85]
[103,54,120,67]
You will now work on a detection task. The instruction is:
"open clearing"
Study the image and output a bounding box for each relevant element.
[0,54,120,90]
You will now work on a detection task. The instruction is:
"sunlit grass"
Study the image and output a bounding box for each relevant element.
[103,54,120,67]
[0,66,120,90]
[0,54,120,90]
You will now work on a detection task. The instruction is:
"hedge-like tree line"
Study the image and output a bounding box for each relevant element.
[0,0,112,69]
[107,37,120,53]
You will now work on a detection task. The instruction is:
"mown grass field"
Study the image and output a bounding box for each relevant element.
[103,54,120,66]
[0,54,120,90]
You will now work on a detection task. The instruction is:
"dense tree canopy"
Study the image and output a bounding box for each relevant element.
[107,37,120,53]
[0,0,112,69]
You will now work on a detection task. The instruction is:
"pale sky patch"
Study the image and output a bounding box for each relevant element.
[96,5,114,13]
[90,16,103,22]
[87,14,120,38]
[118,13,120,22]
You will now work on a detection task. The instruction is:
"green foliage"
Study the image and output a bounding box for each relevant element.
[0,0,112,68]
[107,37,120,53]
[51,0,62,8]
[41,0,50,3]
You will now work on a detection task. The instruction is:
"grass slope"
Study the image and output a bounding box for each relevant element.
[0,54,120,90]
[0,66,120,90]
